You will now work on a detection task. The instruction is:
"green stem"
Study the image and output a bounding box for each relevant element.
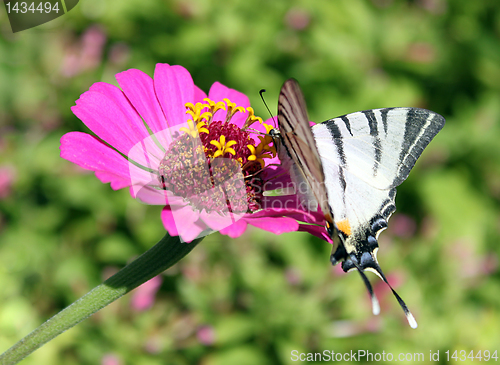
[0,233,203,365]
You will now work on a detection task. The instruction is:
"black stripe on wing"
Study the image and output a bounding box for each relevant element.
[395,108,445,187]
[380,108,392,134]
[362,110,382,177]
[324,122,347,196]
[319,107,444,189]
[378,188,397,223]
[340,116,354,136]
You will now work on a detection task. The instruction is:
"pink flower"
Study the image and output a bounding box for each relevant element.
[61,25,106,78]
[0,166,16,199]
[130,275,163,311]
[196,325,216,345]
[285,8,311,30]
[101,354,122,365]
[61,63,323,242]
[388,213,417,238]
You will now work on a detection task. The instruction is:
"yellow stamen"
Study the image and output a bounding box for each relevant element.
[223,98,246,123]
[179,119,209,138]
[185,102,212,123]
[211,135,237,158]
[203,98,226,123]
[243,107,264,130]
[259,134,277,157]
[247,136,275,169]
[203,98,226,114]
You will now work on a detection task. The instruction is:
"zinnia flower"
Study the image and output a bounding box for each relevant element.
[61,63,327,242]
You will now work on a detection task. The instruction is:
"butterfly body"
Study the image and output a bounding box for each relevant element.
[274,79,445,328]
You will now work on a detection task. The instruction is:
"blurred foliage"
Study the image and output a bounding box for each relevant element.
[1,0,500,364]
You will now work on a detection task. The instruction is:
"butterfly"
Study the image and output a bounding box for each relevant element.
[271,78,445,328]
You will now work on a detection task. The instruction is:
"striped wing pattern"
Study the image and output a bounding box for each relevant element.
[312,108,445,254]
[277,79,334,224]
[275,79,444,327]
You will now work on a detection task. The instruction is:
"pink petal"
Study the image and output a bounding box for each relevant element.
[284,209,325,225]
[194,85,207,103]
[94,171,130,190]
[220,219,248,238]
[72,82,150,155]
[116,69,168,134]
[261,165,291,187]
[244,208,302,231]
[245,215,299,234]
[208,82,251,109]
[200,209,244,232]
[154,64,194,127]
[248,208,305,219]
[261,178,292,193]
[60,132,131,189]
[126,132,170,187]
[208,82,250,127]
[298,224,331,242]
[179,219,208,243]
[161,207,179,237]
[245,207,322,233]
[130,185,171,205]
[89,82,138,119]
[261,194,301,211]
[161,205,207,243]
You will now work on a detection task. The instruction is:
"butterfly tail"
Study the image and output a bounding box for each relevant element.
[367,262,418,329]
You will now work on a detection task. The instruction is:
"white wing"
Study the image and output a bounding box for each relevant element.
[312,107,443,327]
[312,108,445,252]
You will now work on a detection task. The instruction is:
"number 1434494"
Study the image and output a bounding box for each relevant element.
[6,2,59,13]
[445,350,498,362]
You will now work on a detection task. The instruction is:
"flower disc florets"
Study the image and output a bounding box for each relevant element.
[158,98,275,214]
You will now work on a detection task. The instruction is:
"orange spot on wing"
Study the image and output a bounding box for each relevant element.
[336,219,351,236]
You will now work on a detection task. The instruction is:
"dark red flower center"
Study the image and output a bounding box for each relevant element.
[157,98,275,214]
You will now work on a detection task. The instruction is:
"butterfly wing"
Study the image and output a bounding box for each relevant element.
[277,82,444,327]
[277,79,340,244]
[313,107,443,328]
[312,107,445,258]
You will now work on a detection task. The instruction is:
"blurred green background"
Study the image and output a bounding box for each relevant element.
[1,0,500,364]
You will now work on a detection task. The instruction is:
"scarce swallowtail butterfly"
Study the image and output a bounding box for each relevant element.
[271,79,445,328]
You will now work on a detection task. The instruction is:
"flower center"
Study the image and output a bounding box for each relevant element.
[158,98,275,214]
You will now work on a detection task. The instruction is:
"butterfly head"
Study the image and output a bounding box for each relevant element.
[268,127,280,140]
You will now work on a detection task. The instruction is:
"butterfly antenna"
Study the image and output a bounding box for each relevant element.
[259,89,277,128]
[351,262,380,316]
[368,262,418,329]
